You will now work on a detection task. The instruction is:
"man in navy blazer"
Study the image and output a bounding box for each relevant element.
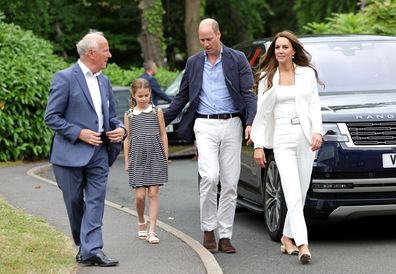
[44,32,125,267]
[164,18,257,253]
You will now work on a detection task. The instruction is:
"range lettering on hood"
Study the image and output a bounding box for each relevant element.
[355,114,395,119]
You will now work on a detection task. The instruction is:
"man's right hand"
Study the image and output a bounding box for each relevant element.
[78,129,102,146]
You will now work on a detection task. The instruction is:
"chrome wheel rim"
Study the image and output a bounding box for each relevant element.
[264,160,282,233]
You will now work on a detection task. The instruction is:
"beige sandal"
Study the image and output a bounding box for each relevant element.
[137,221,147,240]
[146,232,160,244]
[280,237,299,256]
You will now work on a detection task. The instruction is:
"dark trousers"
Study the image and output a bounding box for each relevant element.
[53,144,109,260]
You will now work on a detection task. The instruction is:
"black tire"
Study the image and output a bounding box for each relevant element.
[263,152,287,242]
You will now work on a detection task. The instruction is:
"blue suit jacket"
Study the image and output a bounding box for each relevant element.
[164,45,257,142]
[44,63,123,167]
[139,72,172,105]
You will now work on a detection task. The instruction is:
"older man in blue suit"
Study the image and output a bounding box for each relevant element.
[44,32,125,267]
[164,18,257,253]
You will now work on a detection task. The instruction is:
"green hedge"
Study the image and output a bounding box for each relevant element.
[0,22,68,161]
[104,63,179,88]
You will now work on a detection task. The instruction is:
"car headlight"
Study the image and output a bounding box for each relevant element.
[322,123,349,142]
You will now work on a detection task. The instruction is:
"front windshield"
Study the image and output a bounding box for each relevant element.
[305,40,396,93]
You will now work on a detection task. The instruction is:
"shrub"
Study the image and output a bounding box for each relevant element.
[104,63,179,88]
[303,0,396,35]
[0,22,68,161]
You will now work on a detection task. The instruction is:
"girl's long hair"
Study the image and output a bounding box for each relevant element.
[253,30,322,93]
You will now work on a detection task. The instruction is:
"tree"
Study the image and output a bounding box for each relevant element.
[205,0,271,46]
[263,0,295,36]
[138,0,166,67]
[184,0,201,56]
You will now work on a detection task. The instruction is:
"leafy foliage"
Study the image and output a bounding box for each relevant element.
[363,0,396,35]
[303,0,396,35]
[0,0,141,68]
[294,0,357,32]
[0,22,68,161]
[304,13,367,34]
[104,63,179,88]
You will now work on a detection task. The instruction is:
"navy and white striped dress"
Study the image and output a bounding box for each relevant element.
[126,105,168,188]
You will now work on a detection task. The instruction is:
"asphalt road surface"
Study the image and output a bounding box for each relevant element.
[107,153,396,274]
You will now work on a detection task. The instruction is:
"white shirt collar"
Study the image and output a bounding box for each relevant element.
[77,60,101,77]
[132,104,153,115]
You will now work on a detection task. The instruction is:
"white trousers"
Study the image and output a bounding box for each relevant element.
[194,117,242,239]
[273,119,315,246]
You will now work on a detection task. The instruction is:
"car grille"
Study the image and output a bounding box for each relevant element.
[347,122,396,145]
[313,170,396,179]
[308,190,396,200]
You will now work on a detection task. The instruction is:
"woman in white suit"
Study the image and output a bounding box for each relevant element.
[251,31,323,264]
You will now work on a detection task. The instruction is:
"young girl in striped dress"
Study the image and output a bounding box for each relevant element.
[123,78,168,244]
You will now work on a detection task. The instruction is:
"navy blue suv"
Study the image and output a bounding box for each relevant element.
[234,35,396,241]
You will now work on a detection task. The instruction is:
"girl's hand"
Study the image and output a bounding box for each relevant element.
[124,162,128,172]
[254,147,266,167]
[311,133,323,151]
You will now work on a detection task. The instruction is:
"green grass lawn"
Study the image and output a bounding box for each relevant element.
[0,197,76,274]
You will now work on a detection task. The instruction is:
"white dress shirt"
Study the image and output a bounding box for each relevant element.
[78,60,104,132]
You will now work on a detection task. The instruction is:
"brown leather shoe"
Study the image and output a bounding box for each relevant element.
[203,231,217,253]
[218,238,236,253]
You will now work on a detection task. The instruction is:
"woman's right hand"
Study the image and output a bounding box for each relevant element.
[124,162,128,172]
[254,147,266,167]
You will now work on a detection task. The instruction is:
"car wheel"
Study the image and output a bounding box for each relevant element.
[263,152,287,242]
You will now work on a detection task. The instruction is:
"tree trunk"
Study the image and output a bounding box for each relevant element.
[138,0,166,67]
[184,0,201,57]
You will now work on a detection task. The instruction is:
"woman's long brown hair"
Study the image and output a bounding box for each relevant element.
[253,30,322,93]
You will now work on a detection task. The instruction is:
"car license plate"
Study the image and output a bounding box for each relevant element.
[382,153,396,168]
[166,125,173,133]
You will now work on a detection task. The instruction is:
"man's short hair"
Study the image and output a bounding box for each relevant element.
[76,31,104,56]
[143,60,156,71]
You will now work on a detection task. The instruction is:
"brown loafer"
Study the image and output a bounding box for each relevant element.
[203,231,217,253]
[218,238,236,253]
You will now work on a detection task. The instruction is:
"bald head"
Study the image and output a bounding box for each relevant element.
[199,18,219,33]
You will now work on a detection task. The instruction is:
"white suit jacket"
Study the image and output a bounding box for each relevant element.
[251,65,323,148]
